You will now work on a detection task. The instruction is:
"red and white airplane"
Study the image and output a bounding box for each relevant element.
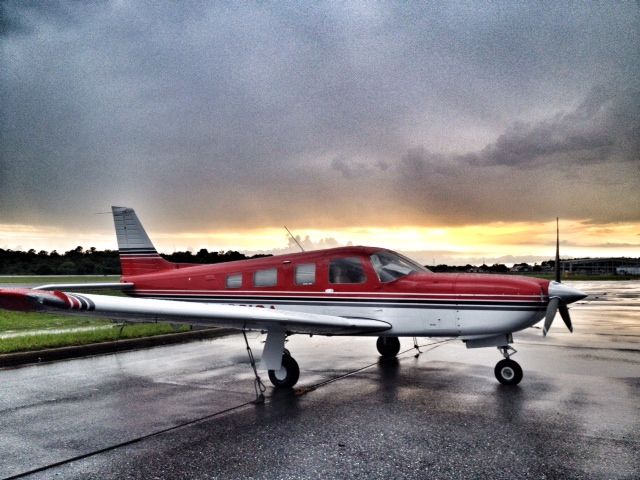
[0,207,586,388]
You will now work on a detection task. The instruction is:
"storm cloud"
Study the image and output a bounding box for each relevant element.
[1,1,638,233]
[392,87,640,224]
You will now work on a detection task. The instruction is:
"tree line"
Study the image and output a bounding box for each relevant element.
[431,261,556,274]
[0,247,557,276]
[0,247,267,275]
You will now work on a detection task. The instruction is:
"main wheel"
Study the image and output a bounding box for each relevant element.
[268,354,300,388]
[376,336,401,357]
[494,359,523,385]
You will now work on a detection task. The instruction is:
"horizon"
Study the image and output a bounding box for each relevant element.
[1,212,639,267]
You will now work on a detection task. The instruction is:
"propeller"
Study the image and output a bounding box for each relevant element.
[542,218,586,336]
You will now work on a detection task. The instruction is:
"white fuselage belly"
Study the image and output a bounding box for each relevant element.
[283,303,545,336]
[131,291,546,337]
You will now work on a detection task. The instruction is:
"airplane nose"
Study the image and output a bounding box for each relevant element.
[548,281,587,304]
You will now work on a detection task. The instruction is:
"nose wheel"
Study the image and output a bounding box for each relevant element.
[494,359,523,385]
[494,345,523,385]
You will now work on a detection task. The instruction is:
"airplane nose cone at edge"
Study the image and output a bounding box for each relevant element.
[548,281,588,305]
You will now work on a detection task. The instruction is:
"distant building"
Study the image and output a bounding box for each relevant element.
[616,267,640,276]
[560,258,640,276]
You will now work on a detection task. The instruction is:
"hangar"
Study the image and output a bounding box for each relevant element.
[560,257,640,275]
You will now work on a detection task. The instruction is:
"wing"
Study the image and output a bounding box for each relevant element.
[0,288,391,335]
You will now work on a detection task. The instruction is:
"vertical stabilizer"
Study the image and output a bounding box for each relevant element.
[112,207,174,276]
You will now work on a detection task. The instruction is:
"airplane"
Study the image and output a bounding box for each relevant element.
[0,207,587,390]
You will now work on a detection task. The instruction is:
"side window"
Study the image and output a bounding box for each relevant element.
[254,268,278,287]
[226,273,242,288]
[329,257,367,284]
[295,263,316,285]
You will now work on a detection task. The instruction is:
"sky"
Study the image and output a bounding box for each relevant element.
[1,1,639,265]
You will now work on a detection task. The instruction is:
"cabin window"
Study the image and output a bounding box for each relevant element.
[295,263,316,285]
[329,257,366,284]
[226,273,242,288]
[254,268,278,287]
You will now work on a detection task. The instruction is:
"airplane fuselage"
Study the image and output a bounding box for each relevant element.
[122,246,549,337]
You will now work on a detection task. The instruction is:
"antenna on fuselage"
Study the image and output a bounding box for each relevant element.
[284,226,305,252]
[555,217,561,282]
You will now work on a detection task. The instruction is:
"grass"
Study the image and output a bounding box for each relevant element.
[0,310,190,354]
[0,275,192,354]
[0,310,111,332]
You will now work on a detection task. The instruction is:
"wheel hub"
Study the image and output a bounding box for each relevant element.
[501,366,515,381]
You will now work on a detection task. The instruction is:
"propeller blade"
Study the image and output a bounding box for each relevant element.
[543,297,559,336]
[558,304,573,333]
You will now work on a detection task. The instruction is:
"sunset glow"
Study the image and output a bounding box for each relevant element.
[2,220,638,266]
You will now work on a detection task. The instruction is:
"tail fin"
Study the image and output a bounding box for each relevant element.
[112,206,175,277]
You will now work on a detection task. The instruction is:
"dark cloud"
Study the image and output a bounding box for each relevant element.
[331,157,359,179]
[0,1,638,231]
[477,87,637,167]
[331,156,389,179]
[392,87,640,225]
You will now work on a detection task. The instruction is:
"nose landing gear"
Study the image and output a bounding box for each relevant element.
[494,345,523,385]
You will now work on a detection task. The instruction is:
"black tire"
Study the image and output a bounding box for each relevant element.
[376,336,401,357]
[268,354,300,388]
[494,359,523,385]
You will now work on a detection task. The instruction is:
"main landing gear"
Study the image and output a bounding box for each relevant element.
[259,330,300,389]
[376,336,400,357]
[267,349,300,388]
[243,330,299,395]
[494,346,523,386]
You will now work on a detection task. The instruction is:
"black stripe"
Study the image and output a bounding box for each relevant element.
[75,294,95,311]
[68,294,86,310]
[129,293,544,307]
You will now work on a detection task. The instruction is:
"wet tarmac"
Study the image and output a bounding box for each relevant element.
[1,281,639,479]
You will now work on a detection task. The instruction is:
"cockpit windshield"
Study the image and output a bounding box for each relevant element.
[370,251,430,283]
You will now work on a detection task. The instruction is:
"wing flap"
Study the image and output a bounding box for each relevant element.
[0,288,391,335]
